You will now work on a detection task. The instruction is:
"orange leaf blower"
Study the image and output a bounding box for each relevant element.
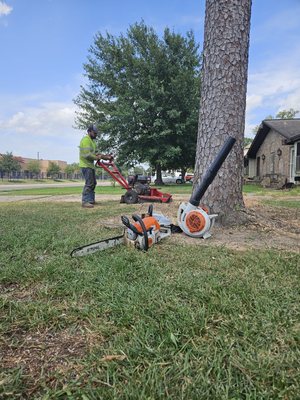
[177,136,236,238]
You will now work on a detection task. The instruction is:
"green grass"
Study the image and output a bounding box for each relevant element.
[0,201,299,399]
[0,185,124,196]
[263,199,300,208]
[0,184,193,196]
[1,182,300,198]
[243,183,300,196]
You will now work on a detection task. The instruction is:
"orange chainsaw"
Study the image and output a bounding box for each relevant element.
[71,205,172,257]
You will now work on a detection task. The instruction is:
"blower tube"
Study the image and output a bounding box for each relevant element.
[190,136,236,207]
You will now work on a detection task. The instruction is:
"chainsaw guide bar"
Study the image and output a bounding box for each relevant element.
[71,233,125,257]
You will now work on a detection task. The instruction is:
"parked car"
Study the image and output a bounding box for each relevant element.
[152,174,184,184]
[185,173,194,183]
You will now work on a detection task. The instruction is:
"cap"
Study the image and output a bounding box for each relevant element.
[87,124,98,134]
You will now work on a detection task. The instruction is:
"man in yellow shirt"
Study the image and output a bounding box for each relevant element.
[79,125,112,208]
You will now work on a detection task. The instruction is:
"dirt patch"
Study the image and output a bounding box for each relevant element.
[0,325,104,397]
[99,195,300,253]
[0,283,104,391]
[0,282,41,302]
[2,329,88,373]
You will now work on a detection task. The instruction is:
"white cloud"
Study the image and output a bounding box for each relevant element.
[0,102,76,136]
[245,44,300,135]
[179,15,204,28]
[245,94,263,114]
[0,77,89,163]
[0,1,12,16]
[0,100,84,163]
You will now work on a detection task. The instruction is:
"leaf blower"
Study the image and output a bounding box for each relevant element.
[177,136,236,238]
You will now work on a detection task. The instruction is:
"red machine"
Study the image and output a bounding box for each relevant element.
[96,160,172,204]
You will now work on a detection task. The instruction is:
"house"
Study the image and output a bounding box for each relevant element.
[246,119,300,187]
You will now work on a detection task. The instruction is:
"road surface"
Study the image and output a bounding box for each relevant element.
[0,181,111,191]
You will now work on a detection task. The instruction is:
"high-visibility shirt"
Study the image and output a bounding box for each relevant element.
[79,135,97,169]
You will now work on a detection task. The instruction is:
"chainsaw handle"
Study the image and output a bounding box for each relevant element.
[148,204,153,216]
[121,216,140,235]
[132,214,149,251]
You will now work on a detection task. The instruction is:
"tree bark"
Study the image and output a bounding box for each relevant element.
[155,163,164,185]
[194,0,252,224]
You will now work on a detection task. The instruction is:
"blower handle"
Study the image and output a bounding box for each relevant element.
[190,136,236,207]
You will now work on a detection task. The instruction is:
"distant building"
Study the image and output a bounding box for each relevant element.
[21,157,67,175]
[0,154,67,179]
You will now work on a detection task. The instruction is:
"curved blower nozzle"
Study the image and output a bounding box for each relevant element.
[178,136,236,238]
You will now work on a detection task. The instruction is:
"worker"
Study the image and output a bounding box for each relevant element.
[79,124,112,208]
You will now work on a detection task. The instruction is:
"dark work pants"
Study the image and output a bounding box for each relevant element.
[81,168,97,203]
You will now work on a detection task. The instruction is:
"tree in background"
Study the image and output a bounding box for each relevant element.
[74,22,201,184]
[27,160,41,179]
[72,163,81,178]
[64,163,81,179]
[0,152,21,180]
[276,108,299,119]
[194,0,252,224]
[244,137,253,147]
[47,162,61,179]
[64,164,75,179]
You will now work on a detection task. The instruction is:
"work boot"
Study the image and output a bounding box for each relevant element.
[82,202,94,208]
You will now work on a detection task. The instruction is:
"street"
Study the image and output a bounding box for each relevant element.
[0,181,111,191]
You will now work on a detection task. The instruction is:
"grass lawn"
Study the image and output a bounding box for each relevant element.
[0,183,194,196]
[0,200,299,399]
[0,185,124,196]
[1,182,300,198]
[243,183,300,196]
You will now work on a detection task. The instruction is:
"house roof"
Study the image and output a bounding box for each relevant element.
[247,118,300,158]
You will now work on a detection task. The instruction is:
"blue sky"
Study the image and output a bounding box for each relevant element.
[1,0,300,164]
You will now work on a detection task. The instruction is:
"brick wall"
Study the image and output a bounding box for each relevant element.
[256,129,292,187]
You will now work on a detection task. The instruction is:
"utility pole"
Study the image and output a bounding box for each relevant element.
[37,152,40,179]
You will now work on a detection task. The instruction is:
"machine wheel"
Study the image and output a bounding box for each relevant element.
[176,179,183,184]
[124,189,139,204]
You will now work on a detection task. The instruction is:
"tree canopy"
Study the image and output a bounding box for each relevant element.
[27,160,41,178]
[74,22,201,179]
[47,162,61,179]
[275,108,299,119]
[0,152,21,179]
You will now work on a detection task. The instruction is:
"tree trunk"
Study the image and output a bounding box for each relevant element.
[194,0,252,224]
[180,169,186,181]
[155,163,164,185]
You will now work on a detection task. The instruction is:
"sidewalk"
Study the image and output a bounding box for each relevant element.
[0,181,111,191]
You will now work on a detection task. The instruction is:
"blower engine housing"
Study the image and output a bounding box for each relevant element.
[177,202,217,239]
[177,136,236,239]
